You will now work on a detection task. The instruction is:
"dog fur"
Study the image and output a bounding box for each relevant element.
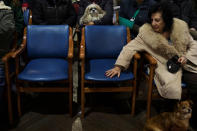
[79,3,106,25]
[144,100,193,131]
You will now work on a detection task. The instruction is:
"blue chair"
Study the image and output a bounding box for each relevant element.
[12,25,73,116]
[80,25,140,118]
[142,52,187,119]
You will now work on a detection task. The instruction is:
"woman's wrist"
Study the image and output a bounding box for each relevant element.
[114,65,123,71]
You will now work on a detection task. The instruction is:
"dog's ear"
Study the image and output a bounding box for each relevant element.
[80,6,90,25]
[99,8,106,15]
[95,4,105,15]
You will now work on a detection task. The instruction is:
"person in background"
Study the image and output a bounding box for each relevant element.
[119,0,156,38]
[3,0,24,46]
[32,0,76,26]
[21,0,32,12]
[0,0,15,63]
[169,0,197,40]
[78,0,113,26]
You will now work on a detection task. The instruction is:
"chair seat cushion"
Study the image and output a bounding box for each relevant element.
[18,58,68,81]
[85,59,134,81]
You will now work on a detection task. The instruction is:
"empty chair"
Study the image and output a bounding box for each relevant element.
[12,25,73,116]
[80,25,140,118]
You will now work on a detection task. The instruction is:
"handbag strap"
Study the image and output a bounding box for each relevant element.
[130,9,140,21]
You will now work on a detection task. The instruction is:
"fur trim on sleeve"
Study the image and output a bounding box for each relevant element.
[138,18,190,59]
[139,23,179,59]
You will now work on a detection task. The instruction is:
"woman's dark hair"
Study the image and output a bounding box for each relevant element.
[148,1,173,32]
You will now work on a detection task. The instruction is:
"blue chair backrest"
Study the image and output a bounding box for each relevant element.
[85,25,127,59]
[23,9,29,25]
[27,25,69,58]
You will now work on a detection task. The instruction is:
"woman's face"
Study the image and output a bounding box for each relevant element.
[151,12,165,33]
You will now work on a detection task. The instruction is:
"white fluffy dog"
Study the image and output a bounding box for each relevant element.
[79,3,106,25]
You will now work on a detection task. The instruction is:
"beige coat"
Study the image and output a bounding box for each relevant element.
[115,18,197,99]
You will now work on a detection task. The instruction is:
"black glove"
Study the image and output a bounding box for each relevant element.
[166,55,181,73]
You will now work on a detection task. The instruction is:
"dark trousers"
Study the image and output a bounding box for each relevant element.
[182,69,197,128]
[182,69,197,95]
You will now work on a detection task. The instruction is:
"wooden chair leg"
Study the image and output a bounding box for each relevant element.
[17,90,22,117]
[7,88,13,125]
[5,62,13,124]
[69,85,73,117]
[146,65,155,119]
[147,84,152,119]
[81,85,85,118]
[131,86,136,116]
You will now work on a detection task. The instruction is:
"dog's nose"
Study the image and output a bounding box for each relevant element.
[188,108,192,113]
[91,8,96,12]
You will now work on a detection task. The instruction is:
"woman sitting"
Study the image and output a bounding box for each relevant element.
[105,1,197,100]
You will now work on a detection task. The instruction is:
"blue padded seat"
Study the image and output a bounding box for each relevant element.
[17,25,70,82]
[27,25,69,58]
[18,58,68,81]
[85,25,127,59]
[84,25,130,81]
[85,59,134,81]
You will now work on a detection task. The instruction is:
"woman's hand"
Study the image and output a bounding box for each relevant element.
[88,22,94,25]
[84,22,94,26]
[105,66,121,78]
[178,56,187,65]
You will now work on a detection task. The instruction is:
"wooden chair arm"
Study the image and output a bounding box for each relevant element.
[127,27,131,42]
[80,28,85,60]
[116,11,119,24]
[12,44,26,58]
[2,51,15,62]
[68,27,73,59]
[133,53,141,60]
[144,52,157,65]
[12,27,27,58]
[29,9,32,25]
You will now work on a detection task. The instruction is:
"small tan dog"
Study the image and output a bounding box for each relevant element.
[79,3,106,25]
[144,100,193,131]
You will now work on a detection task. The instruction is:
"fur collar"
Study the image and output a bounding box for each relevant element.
[139,18,189,59]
